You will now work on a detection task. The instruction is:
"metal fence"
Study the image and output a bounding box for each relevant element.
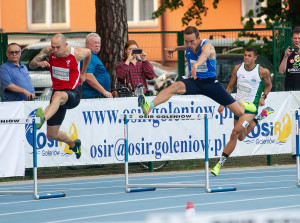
[0,26,293,101]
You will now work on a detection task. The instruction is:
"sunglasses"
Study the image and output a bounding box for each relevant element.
[8,51,21,55]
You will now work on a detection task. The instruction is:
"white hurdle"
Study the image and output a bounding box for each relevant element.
[120,113,237,193]
[0,117,66,200]
[296,110,300,187]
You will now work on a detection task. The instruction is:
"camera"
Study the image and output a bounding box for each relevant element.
[132,49,143,54]
[290,47,299,52]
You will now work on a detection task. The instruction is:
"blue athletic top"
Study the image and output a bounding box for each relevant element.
[185,39,216,79]
[0,61,35,101]
[80,53,111,98]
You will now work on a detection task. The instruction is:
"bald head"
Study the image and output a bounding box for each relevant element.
[52,33,66,44]
[51,33,68,57]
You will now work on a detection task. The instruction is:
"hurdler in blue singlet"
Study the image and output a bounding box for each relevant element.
[185,39,216,79]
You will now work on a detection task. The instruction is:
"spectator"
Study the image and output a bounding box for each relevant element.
[116,40,156,94]
[81,33,112,98]
[279,26,300,90]
[0,43,35,101]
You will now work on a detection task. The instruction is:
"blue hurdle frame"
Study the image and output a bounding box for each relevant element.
[0,117,66,200]
[296,110,300,187]
[122,114,236,193]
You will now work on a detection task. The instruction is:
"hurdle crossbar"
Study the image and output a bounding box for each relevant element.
[121,113,236,193]
[0,117,66,199]
[296,110,300,187]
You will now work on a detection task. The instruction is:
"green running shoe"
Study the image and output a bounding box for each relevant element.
[35,107,45,130]
[138,94,151,116]
[70,139,81,159]
[211,163,221,176]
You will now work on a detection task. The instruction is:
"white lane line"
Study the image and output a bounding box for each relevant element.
[0,167,295,189]
[0,171,295,192]
[1,187,300,217]
[0,177,297,206]
[44,196,300,223]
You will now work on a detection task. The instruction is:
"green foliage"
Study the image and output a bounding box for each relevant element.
[153,0,298,29]
[242,0,300,29]
[152,0,220,26]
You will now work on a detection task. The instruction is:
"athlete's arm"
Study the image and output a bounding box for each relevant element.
[29,46,52,69]
[165,45,186,58]
[226,64,239,94]
[190,42,215,79]
[75,48,91,84]
[259,66,272,106]
[218,64,239,114]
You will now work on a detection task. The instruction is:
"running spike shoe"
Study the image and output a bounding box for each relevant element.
[211,163,221,176]
[138,94,151,116]
[256,107,274,121]
[70,139,81,159]
[35,107,45,130]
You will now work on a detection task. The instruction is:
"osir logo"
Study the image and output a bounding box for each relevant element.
[276,113,292,143]
[26,109,79,156]
[247,113,292,143]
[63,123,79,155]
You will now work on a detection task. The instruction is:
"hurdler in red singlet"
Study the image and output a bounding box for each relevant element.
[29,33,91,159]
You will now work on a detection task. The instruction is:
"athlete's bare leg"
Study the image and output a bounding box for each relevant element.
[152,81,186,107]
[46,125,75,148]
[226,101,245,118]
[224,114,255,155]
[238,116,257,141]
[44,91,68,121]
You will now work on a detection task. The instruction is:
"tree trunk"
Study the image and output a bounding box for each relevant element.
[95,0,128,85]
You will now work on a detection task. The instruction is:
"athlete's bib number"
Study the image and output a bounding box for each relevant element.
[52,66,70,81]
[237,82,252,96]
[190,59,208,72]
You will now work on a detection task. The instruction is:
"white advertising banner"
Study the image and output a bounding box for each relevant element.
[22,91,297,168]
[0,102,25,177]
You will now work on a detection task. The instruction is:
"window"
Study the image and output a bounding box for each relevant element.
[127,0,157,27]
[27,0,70,30]
[241,0,267,24]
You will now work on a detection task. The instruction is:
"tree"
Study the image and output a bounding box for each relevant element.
[242,0,300,29]
[95,0,128,82]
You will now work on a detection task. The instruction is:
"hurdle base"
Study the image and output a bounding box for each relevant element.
[128,183,205,188]
[34,192,66,200]
[206,187,237,193]
[125,187,156,193]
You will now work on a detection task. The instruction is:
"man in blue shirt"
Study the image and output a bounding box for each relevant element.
[81,33,112,99]
[0,43,35,101]
[138,26,256,117]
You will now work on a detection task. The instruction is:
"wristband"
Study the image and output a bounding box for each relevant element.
[262,93,267,99]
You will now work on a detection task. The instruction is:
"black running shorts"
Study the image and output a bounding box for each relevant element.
[47,89,80,126]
